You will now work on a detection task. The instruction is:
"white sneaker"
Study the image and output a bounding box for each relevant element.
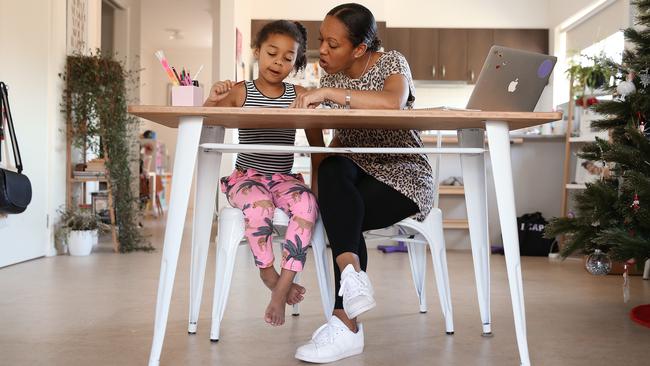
[294,315,364,363]
[339,264,376,319]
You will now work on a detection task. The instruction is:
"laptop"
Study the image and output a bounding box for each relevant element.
[466,46,557,112]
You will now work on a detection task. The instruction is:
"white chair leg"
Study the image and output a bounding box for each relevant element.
[398,211,454,334]
[312,216,334,319]
[406,239,428,313]
[188,126,224,334]
[644,259,650,280]
[209,208,246,342]
[148,117,203,366]
[292,271,302,316]
[426,209,455,334]
[458,128,492,336]
[486,121,530,366]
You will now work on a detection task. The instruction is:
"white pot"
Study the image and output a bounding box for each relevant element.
[68,230,98,256]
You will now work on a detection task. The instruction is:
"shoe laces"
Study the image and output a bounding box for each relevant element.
[312,321,346,346]
[338,271,371,299]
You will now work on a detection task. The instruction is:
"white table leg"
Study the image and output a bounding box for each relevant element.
[188,126,225,334]
[644,259,650,280]
[458,128,492,336]
[148,116,204,366]
[485,121,530,366]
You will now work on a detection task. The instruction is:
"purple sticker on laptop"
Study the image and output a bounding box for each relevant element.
[538,60,553,78]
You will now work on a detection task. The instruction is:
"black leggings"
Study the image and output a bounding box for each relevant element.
[318,156,419,309]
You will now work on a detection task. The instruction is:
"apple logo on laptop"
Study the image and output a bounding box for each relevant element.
[508,78,519,93]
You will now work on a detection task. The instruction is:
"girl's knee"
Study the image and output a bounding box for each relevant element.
[290,192,319,220]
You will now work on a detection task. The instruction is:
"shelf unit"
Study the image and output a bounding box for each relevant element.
[560,76,611,218]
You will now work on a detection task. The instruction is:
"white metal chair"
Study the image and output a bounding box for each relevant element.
[200,207,333,341]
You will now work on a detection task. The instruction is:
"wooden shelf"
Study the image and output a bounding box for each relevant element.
[439,185,465,195]
[566,183,587,190]
[443,219,469,229]
[70,176,107,183]
[569,135,607,143]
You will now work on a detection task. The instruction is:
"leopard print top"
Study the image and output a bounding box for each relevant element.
[320,50,434,221]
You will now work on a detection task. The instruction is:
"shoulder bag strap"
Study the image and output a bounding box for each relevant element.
[0,82,23,173]
[0,84,3,163]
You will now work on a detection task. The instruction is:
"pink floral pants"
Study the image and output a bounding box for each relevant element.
[220,168,318,272]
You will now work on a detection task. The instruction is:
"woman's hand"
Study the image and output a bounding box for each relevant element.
[290,88,332,109]
[204,80,236,106]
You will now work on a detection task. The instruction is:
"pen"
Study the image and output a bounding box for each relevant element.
[154,50,180,86]
[194,64,204,80]
[171,66,181,85]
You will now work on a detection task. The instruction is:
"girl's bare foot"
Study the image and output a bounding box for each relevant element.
[287,284,306,305]
[260,267,306,305]
[265,279,291,326]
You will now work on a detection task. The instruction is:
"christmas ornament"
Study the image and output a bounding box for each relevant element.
[639,68,650,88]
[631,193,640,212]
[585,249,612,275]
[617,72,637,99]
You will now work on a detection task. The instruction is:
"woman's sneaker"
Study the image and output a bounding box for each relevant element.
[294,315,364,363]
[339,264,376,319]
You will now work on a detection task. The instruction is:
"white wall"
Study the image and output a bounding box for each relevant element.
[249,0,547,28]
[139,46,212,167]
[385,0,548,28]
[0,0,68,267]
[250,0,385,21]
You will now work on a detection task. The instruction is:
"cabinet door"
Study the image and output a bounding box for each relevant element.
[493,29,549,54]
[385,28,411,59]
[467,29,494,84]
[302,21,322,51]
[376,21,387,51]
[409,28,438,80]
[438,29,468,81]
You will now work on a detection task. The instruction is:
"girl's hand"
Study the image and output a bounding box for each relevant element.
[290,88,330,109]
[205,80,235,105]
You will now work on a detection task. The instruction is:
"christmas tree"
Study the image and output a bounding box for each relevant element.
[545,0,650,265]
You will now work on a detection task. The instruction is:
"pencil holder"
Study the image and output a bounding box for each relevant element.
[171,85,203,106]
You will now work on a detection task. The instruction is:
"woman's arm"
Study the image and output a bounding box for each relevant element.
[290,74,409,110]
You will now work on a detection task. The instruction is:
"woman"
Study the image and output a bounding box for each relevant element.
[292,3,435,363]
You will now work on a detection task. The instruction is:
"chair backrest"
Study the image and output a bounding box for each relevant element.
[432,130,442,209]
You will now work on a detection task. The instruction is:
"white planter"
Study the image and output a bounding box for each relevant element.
[68,230,98,256]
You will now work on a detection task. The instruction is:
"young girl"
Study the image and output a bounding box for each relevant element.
[203,20,318,327]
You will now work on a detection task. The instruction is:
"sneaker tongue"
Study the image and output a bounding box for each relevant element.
[329,315,347,328]
[313,316,348,345]
[341,264,357,277]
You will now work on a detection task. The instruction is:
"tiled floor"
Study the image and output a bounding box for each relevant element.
[1,217,649,365]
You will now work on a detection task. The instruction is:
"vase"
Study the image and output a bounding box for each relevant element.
[68,230,97,256]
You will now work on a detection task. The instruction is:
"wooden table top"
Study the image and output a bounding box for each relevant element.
[128,105,563,131]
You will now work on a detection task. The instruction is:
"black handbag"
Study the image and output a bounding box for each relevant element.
[517,212,555,256]
[0,82,32,214]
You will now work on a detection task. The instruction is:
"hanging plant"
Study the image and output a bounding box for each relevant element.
[566,53,616,103]
[61,50,152,252]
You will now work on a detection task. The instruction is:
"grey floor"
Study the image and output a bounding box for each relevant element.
[1,217,649,366]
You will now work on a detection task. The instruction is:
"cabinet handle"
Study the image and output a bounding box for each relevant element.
[432,66,436,78]
[442,65,446,79]
[471,70,475,82]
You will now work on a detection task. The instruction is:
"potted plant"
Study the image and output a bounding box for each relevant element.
[566,54,615,106]
[55,208,110,256]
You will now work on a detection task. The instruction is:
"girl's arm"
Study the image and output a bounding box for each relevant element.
[290,74,410,110]
[203,80,245,107]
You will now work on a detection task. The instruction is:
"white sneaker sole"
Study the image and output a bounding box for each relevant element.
[344,298,376,319]
[295,346,364,363]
